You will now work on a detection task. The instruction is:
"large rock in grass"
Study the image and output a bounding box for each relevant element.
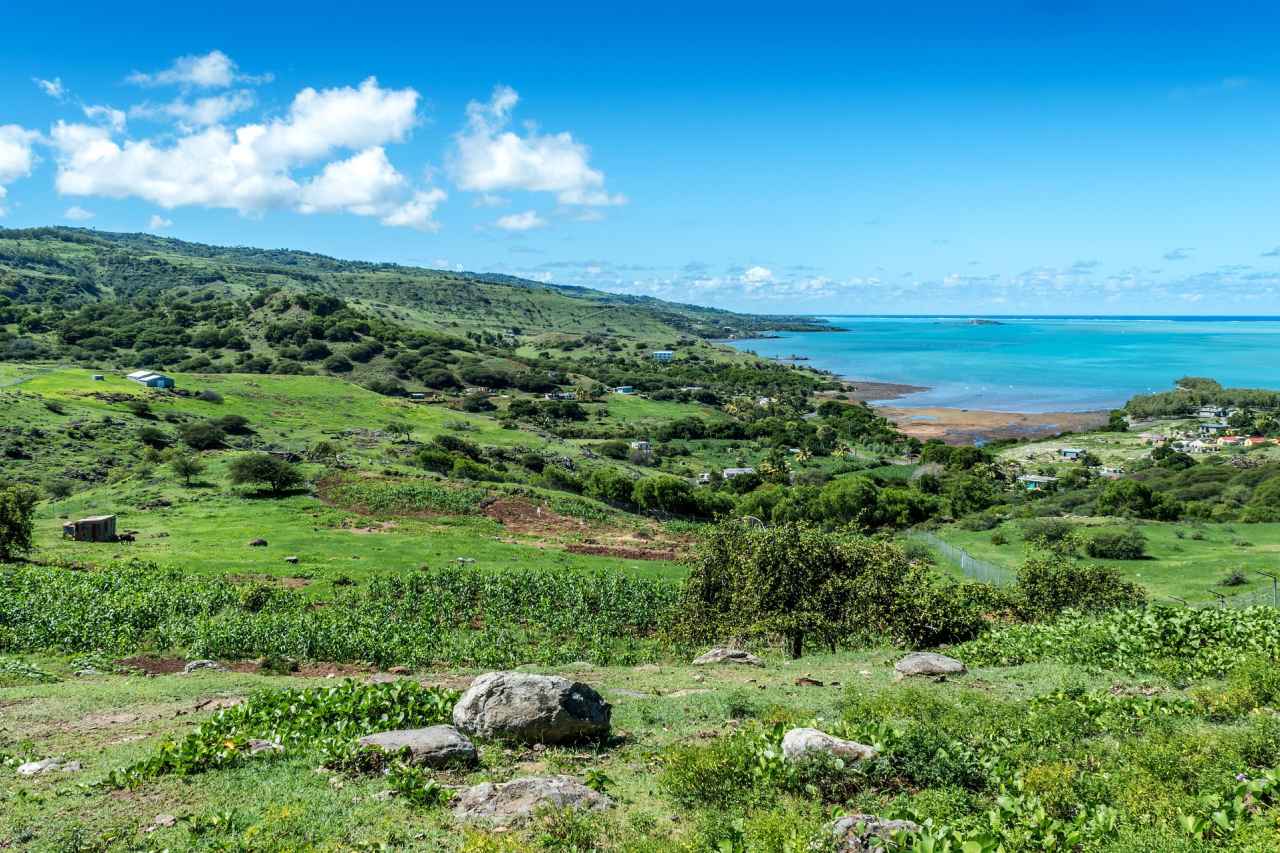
[782,728,877,763]
[692,647,763,667]
[452,672,611,744]
[829,814,921,851]
[894,652,966,678]
[357,725,477,768]
[452,775,612,823]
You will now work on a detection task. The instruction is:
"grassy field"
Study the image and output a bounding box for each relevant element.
[0,649,1153,852]
[935,519,1280,604]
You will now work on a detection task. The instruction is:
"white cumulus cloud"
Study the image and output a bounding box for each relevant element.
[742,265,774,285]
[127,50,268,89]
[0,125,40,213]
[82,104,127,133]
[132,91,255,128]
[451,85,624,207]
[49,77,437,229]
[495,209,547,231]
[63,205,94,221]
[148,214,173,230]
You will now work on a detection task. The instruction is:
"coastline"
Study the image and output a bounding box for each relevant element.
[830,378,1109,444]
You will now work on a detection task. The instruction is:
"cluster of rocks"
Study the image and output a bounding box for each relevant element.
[355,671,614,824]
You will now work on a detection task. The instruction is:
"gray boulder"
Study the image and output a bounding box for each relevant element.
[357,725,477,767]
[452,775,612,823]
[829,814,921,851]
[182,659,225,674]
[781,728,877,763]
[692,647,763,667]
[17,758,80,775]
[894,652,966,678]
[453,672,610,744]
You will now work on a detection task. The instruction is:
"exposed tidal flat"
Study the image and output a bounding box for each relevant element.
[731,314,1280,411]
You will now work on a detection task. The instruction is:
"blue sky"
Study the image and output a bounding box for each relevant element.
[3,1,1280,314]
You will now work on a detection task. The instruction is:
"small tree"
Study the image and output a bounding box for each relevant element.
[228,453,304,496]
[679,520,961,658]
[180,421,226,450]
[0,484,38,561]
[170,453,206,487]
[385,421,412,443]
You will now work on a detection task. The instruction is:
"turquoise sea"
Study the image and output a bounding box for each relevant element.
[726,316,1280,413]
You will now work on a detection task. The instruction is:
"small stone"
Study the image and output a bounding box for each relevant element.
[358,725,477,768]
[17,758,68,775]
[248,739,284,755]
[153,815,176,828]
[388,665,410,675]
[691,673,705,683]
[452,776,611,823]
[75,667,103,677]
[782,728,877,763]
[829,814,921,851]
[894,652,966,678]
[692,647,763,667]
[248,538,268,547]
[182,659,225,674]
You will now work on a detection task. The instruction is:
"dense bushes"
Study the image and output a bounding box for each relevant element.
[1014,557,1145,620]
[679,522,985,656]
[958,604,1280,678]
[1085,526,1148,559]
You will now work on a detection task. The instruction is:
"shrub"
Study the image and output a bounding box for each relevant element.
[1085,527,1148,560]
[680,521,981,657]
[323,354,353,373]
[633,475,697,516]
[0,484,38,561]
[228,453,305,496]
[1014,557,1146,621]
[138,425,170,448]
[196,389,224,404]
[416,448,455,475]
[537,465,581,494]
[451,458,503,482]
[179,421,226,450]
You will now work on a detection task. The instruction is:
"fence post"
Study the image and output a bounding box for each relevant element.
[1259,571,1279,609]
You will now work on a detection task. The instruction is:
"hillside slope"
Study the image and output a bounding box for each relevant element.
[0,226,827,339]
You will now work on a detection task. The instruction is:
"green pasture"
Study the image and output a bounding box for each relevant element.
[936,519,1280,604]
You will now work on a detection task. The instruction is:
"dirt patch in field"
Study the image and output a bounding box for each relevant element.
[483,497,588,536]
[114,655,187,675]
[346,520,398,534]
[565,543,678,561]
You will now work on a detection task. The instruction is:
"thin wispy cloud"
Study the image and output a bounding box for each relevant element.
[1163,248,1194,261]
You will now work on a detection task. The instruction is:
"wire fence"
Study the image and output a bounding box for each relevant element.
[914,532,1278,609]
[912,531,1016,587]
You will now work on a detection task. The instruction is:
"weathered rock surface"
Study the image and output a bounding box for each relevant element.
[894,652,966,678]
[782,728,877,763]
[182,659,225,674]
[453,672,610,744]
[17,758,80,775]
[829,814,921,851]
[452,775,612,823]
[692,647,763,667]
[357,725,477,767]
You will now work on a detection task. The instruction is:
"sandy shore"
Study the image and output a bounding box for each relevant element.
[879,406,1110,445]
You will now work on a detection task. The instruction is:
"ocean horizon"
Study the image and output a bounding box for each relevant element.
[726,315,1280,413]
